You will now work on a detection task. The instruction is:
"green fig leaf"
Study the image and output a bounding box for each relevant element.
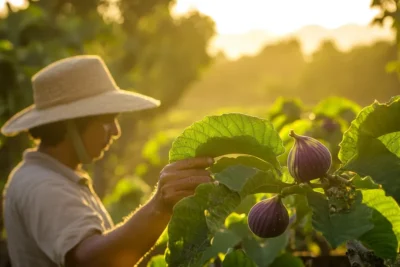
[351,174,380,190]
[359,189,400,260]
[343,136,400,203]
[339,96,400,203]
[378,131,400,157]
[306,191,373,248]
[200,230,242,264]
[210,155,273,173]
[269,253,305,267]
[166,183,240,267]
[146,255,167,267]
[214,165,287,197]
[222,249,257,267]
[242,232,290,267]
[169,113,284,170]
[225,213,251,239]
[339,96,400,165]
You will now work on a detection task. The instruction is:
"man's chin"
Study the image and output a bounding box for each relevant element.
[91,144,111,161]
[92,151,105,161]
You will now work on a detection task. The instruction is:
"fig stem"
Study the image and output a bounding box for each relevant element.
[346,240,385,267]
[288,129,299,139]
[280,183,324,198]
[308,183,327,189]
[325,173,352,185]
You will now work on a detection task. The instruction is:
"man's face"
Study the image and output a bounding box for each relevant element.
[81,113,121,160]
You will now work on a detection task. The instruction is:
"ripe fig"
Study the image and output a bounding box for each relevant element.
[247,195,289,238]
[287,130,332,183]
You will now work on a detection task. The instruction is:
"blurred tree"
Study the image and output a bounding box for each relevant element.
[177,36,399,113]
[176,38,306,111]
[370,0,400,81]
[370,0,399,41]
[298,39,399,105]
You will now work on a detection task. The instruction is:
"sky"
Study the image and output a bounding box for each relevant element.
[172,0,382,35]
[3,0,393,59]
[172,0,394,58]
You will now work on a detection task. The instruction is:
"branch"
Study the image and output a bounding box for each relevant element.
[346,240,386,267]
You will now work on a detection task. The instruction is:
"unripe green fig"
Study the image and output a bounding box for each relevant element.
[247,195,289,238]
[287,130,332,182]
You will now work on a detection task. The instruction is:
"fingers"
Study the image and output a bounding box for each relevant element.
[159,169,212,185]
[162,157,214,172]
[156,156,215,212]
[159,176,214,209]
[162,176,212,193]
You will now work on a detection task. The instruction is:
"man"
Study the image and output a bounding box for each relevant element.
[1,55,214,267]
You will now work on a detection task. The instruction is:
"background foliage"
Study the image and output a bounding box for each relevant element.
[1,0,400,266]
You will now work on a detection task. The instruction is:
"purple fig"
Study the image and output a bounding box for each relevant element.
[247,195,289,238]
[287,130,332,183]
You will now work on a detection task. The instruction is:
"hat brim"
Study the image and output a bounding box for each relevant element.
[1,89,160,136]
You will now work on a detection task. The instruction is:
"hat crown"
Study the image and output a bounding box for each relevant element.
[33,55,118,109]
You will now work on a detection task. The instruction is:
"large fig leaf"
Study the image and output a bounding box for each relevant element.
[378,131,400,156]
[200,230,242,264]
[242,232,290,267]
[222,249,257,267]
[210,155,273,173]
[339,96,400,203]
[306,191,373,248]
[213,165,288,198]
[168,113,285,169]
[269,253,305,267]
[166,165,281,266]
[225,213,251,239]
[351,174,380,190]
[359,189,400,260]
[343,136,400,203]
[146,255,167,267]
[339,96,400,164]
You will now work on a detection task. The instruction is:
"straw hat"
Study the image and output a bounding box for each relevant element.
[1,55,160,136]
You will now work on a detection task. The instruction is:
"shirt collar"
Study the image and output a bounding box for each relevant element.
[22,148,91,185]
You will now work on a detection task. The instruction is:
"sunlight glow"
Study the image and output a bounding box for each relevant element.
[172,0,382,35]
[1,0,25,7]
[0,0,27,14]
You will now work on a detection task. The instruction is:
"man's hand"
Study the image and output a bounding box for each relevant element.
[153,157,215,214]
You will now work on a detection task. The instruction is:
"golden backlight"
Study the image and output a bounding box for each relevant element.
[172,0,381,35]
[4,0,383,35]
[1,0,25,8]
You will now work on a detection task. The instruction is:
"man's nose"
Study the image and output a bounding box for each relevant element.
[104,120,121,139]
[110,120,121,138]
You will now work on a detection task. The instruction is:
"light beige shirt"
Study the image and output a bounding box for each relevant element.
[2,149,114,267]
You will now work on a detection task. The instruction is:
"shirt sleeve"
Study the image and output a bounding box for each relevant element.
[20,179,106,266]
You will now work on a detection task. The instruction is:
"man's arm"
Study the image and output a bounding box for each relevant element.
[65,157,214,267]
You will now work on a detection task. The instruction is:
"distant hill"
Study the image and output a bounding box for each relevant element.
[210,23,395,59]
[174,31,399,115]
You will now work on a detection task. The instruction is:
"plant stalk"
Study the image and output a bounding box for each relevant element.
[346,240,386,267]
